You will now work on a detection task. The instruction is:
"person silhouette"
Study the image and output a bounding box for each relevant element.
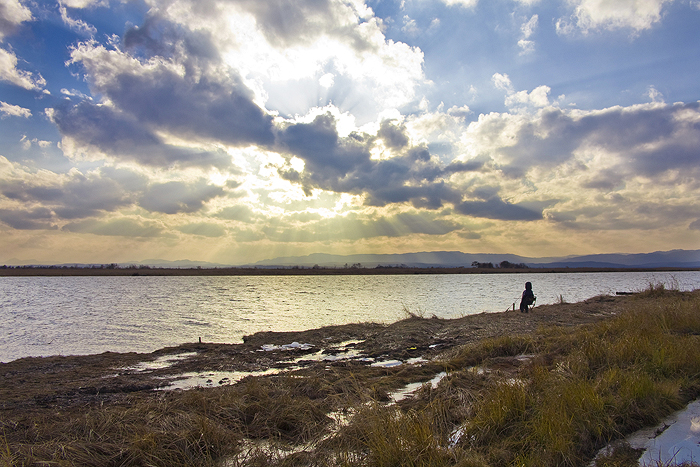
[520,281,535,313]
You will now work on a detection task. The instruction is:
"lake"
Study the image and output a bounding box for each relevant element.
[1,271,699,362]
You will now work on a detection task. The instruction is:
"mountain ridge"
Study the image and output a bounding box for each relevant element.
[8,249,698,269]
[246,249,700,269]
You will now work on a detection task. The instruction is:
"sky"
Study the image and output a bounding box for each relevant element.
[0,0,699,265]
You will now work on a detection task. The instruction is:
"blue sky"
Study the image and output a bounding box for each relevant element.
[0,0,699,265]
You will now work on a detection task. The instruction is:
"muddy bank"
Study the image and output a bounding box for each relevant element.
[0,294,623,413]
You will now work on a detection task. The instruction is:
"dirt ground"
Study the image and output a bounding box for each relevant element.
[0,294,626,415]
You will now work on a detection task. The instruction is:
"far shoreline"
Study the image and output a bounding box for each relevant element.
[0,265,698,277]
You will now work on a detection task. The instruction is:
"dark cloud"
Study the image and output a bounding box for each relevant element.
[455,197,543,221]
[102,63,274,147]
[139,179,224,214]
[234,0,376,51]
[690,219,700,231]
[62,218,164,237]
[0,208,56,230]
[277,113,367,178]
[277,113,475,210]
[51,101,233,169]
[499,103,700,180]
[378,119,409,149]
[124,16,219,65]
[57,15,276,169]
[1,169,145,221]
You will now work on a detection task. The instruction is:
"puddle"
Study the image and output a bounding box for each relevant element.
[121,352,198,372]
[593,399,700,466]
[260,342,314,351]
[390,372,447,402]
[632,399,700,466]
[158,368,285,390]
[371,359,403,368]
[291,347,366,363]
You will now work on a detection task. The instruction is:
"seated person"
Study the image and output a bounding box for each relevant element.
[520,281,535,313]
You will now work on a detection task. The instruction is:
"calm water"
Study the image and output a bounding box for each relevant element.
[1,271,699,362]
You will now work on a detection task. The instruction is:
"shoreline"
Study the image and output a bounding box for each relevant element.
[1,265,697,276]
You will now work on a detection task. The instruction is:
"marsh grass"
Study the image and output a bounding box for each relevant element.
[317,287,700,467]
[2,287,700,467]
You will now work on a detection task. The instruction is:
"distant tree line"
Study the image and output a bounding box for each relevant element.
[471,261,529,269]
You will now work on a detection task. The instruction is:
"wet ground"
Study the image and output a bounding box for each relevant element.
[0,294,624,413]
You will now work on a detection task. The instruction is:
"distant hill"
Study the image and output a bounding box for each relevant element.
[247,249,700,269]
[9,249,698,269]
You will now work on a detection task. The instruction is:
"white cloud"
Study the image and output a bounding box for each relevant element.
[319,73,334,88]
[402,15,420,35]
[518,14,538,54]
[506,85,551,108]
[441,0,479,8]
[492,73,551,109]
[492,72,513,92]
[560,0,675,33]
[0,0,32,40]
[59,4,97,35]
[0,100,30,118]
[0,47,46,90]
[140,0,426,121]
[60,0,108,7]
[646,85,664,103]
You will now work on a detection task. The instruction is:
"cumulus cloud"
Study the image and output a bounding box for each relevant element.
[60,0,108,7]
[0,165,148,225]
[462,101,700,190]
[145,0,425,118]
[492,73,551,109]
[0,0,32,40]
[0,100,30,118]
[214,205,256,223]
[275,112,485,212]
[50,101,235,169]
[0,47,46,91]
[455,197,543,221]
[558,0,675,34]
[65,41,275,147]
[0,207,56,230]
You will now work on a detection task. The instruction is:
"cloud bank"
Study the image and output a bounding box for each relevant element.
[0,0,698,264]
